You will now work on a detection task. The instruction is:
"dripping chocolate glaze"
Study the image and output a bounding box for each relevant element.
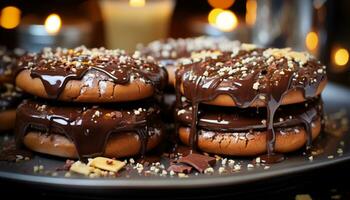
[16,46,167,99]
[175,47,327,163]
[15,100,161,159]
[176,98,322,133]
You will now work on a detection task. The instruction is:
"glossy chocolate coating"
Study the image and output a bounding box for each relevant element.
[177,98,322,132]
[175,46,327,162]
[15,99,161,159]
[16,46,167,99]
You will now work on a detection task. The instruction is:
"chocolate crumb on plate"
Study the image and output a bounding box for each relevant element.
[177,153,216,173]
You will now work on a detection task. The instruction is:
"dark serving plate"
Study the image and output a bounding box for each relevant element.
[0,83,349,198]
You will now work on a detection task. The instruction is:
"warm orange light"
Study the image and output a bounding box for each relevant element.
[208,0,235,9]
[334,48,349,67]
[246,0,257,26]
[129,0,146,7]
[305,31,319,51]
[208,8,223,26]
[215,10,238,32]
[44,14,61,34]
[0,6,21,29]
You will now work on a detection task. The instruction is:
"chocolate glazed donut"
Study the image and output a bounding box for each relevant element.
[15,100,163,159]
[138,37,241,85]
[175,46,327,162]
[15,47,167,102]
[176,98,323,156]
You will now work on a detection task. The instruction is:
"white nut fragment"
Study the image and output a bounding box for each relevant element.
[241,43,257,51]
[178,173,188,178]
[204,167,214,174]
[70,161,94,176]
[87,157,126,172]
[253,81,260,90]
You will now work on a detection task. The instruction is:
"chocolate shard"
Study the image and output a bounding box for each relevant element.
[177,153,216,173]
[167,164,193,174]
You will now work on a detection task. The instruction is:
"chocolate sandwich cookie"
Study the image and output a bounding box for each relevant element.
[15,46,167,102]
[15,100,163,159]
[175,44,327,161]
[0,47,26,132]
[139,36,240,85]
[177,98,323,156]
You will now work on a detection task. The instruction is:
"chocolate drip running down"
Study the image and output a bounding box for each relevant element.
[175,46,327,163]
[15,100,160,159]
[177,98,322,133]
[16,46,167,99]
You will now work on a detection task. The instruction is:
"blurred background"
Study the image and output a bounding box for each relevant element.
[0,0,349,87]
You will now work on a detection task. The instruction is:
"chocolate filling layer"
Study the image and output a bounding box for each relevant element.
[15,99,161,159]
[177,98,322,134]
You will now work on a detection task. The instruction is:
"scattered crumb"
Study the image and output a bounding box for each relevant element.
[178,173,188,178]
[264,166,270,170]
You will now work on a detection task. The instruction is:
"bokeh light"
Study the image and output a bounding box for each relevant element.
[129,0,146,7]
[44,14,62,34]
[208,8,223,26]
[0,6,21,29]
[305,31,319,51]
[208,0,235,9]
[334,48,349,67]
[245,0,257,26]
[215,10,238,32]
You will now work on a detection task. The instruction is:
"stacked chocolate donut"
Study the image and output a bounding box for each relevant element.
[14,46,167,159]
[0,48,26,132]
[139,37,240,122]
[175,44,327,162]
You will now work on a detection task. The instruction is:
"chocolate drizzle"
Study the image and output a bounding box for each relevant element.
[16,46,167,99]
[175,47,327,162]
[177,98,322,132]
[15,100,161,159]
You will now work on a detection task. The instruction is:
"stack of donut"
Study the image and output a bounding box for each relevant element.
[139,37,240,122]
[175,44,327,163]
[14,46,167,159]
[139,36,240,86]
[0,48,26,132]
